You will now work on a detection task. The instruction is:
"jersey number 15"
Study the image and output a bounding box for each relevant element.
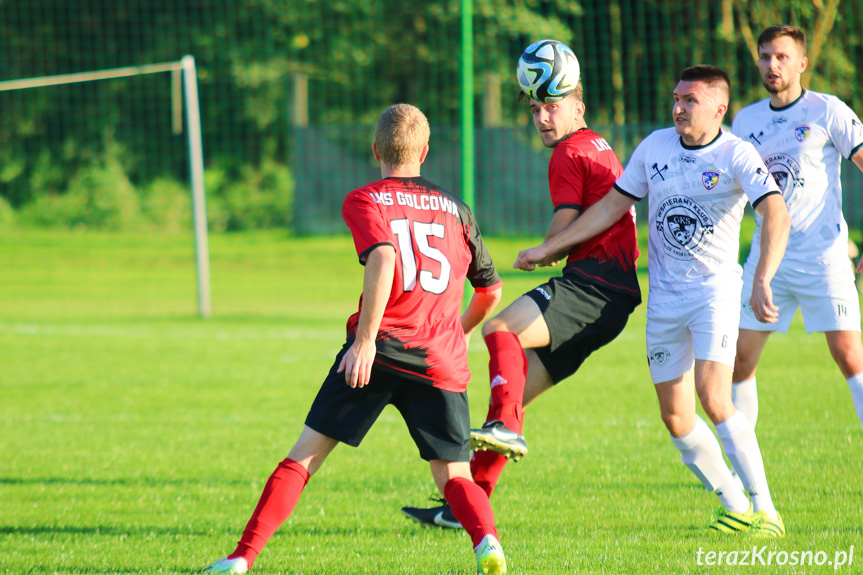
[390,218,451,294]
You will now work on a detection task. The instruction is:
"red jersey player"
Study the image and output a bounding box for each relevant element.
[204,104,508,575]
[403,82,641,527]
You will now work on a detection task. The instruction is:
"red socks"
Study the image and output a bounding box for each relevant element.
[470,404,510,498]
[223,336,524,564]
[471,331,528,498]
[228,458,310,567]
[485,331,527,431]
[227,462,497,565]
[444,477,498,548]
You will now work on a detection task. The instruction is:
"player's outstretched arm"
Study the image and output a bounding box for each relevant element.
[544,208,580,242]
[460,285,503,349]
[538,207,581,268]
[514,189,636,271]
[851,151,863,273]
[338,245,396,388]
[750,194,791,323]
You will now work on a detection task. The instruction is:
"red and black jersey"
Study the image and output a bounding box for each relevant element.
[549,128,641,296]
[342,176,501,392]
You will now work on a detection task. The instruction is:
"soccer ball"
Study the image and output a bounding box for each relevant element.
[516,40,580,103]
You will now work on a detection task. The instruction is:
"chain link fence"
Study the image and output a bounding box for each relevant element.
[1,0,861,235]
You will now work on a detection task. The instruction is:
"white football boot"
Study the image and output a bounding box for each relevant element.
[203,557,248,574]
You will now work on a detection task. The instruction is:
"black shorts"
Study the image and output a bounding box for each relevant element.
[524,273,640,384]
[305,341,471,462]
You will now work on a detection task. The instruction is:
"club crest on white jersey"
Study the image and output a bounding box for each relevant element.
[655,195,715,260]
[701,170,719,190]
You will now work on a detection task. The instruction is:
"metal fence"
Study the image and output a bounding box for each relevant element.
[1,1,861,235]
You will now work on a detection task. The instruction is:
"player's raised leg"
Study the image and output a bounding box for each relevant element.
[204,427,338,573]
[470,350,553,498]
[402,354,553,528]
[470,296,551,492]
[404,302,551,526]
[474,295,551,454]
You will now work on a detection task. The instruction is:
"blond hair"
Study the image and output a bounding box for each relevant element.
[374,104,430,169]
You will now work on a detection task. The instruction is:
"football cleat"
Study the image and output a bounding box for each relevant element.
[401,499,462,529]
[475,534,507,575]
[203,557,249,574]
[749,510,786,538]
[707,504,758,534]
[470,420,528,461]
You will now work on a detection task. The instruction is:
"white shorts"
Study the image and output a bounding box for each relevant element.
[740,257,862,334]
[646,295,739,384]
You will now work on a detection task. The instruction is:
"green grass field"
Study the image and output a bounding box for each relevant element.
[1,229,860,574]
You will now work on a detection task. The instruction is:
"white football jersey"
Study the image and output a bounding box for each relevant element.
[615,128,780,304]
[732,90,863,262]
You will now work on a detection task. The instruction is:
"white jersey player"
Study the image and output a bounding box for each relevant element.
[615,126,778,382]
[734,91,862,263]
[729,25,863,432]
[514,65,791,537]
[616,127,776,306]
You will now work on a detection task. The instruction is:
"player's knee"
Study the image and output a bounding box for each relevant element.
[430,460,470,493]
[732,352,757,381]
[698,395,735,426]
[827,336,863,378]
[660,411,693,437]
[834,354,863,379]
[481,316,511,338]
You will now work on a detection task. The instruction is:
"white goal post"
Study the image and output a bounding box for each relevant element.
[0,55,212,318]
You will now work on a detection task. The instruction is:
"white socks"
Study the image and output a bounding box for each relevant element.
[715,410,777,519]
[731,377,758,427]
[671,416,750,513]
[847,373,863,427]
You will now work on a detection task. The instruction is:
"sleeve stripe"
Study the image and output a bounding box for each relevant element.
[358,242,394,265]
[613,183,641,201]
[473,280,503,293]
[554,203,582,212]
[751,190,781,210]
[849,141,863,161]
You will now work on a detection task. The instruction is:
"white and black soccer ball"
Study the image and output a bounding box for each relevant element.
[516,39,580,103]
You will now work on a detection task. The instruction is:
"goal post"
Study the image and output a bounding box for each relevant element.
[0,56,212,318]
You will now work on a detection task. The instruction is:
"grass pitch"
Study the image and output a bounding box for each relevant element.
[0,229,860,574]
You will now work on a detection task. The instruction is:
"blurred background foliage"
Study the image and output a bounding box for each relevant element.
[0,0,860,234]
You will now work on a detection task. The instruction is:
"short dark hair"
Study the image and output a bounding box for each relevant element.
[757,25,807,56]
[518,80,584,104]
[678,65,730,104]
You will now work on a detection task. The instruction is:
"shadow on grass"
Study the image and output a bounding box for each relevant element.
[0,475,246,488]
[0,524,213,537]
[1,514,420,541]
[11,569,202,575]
